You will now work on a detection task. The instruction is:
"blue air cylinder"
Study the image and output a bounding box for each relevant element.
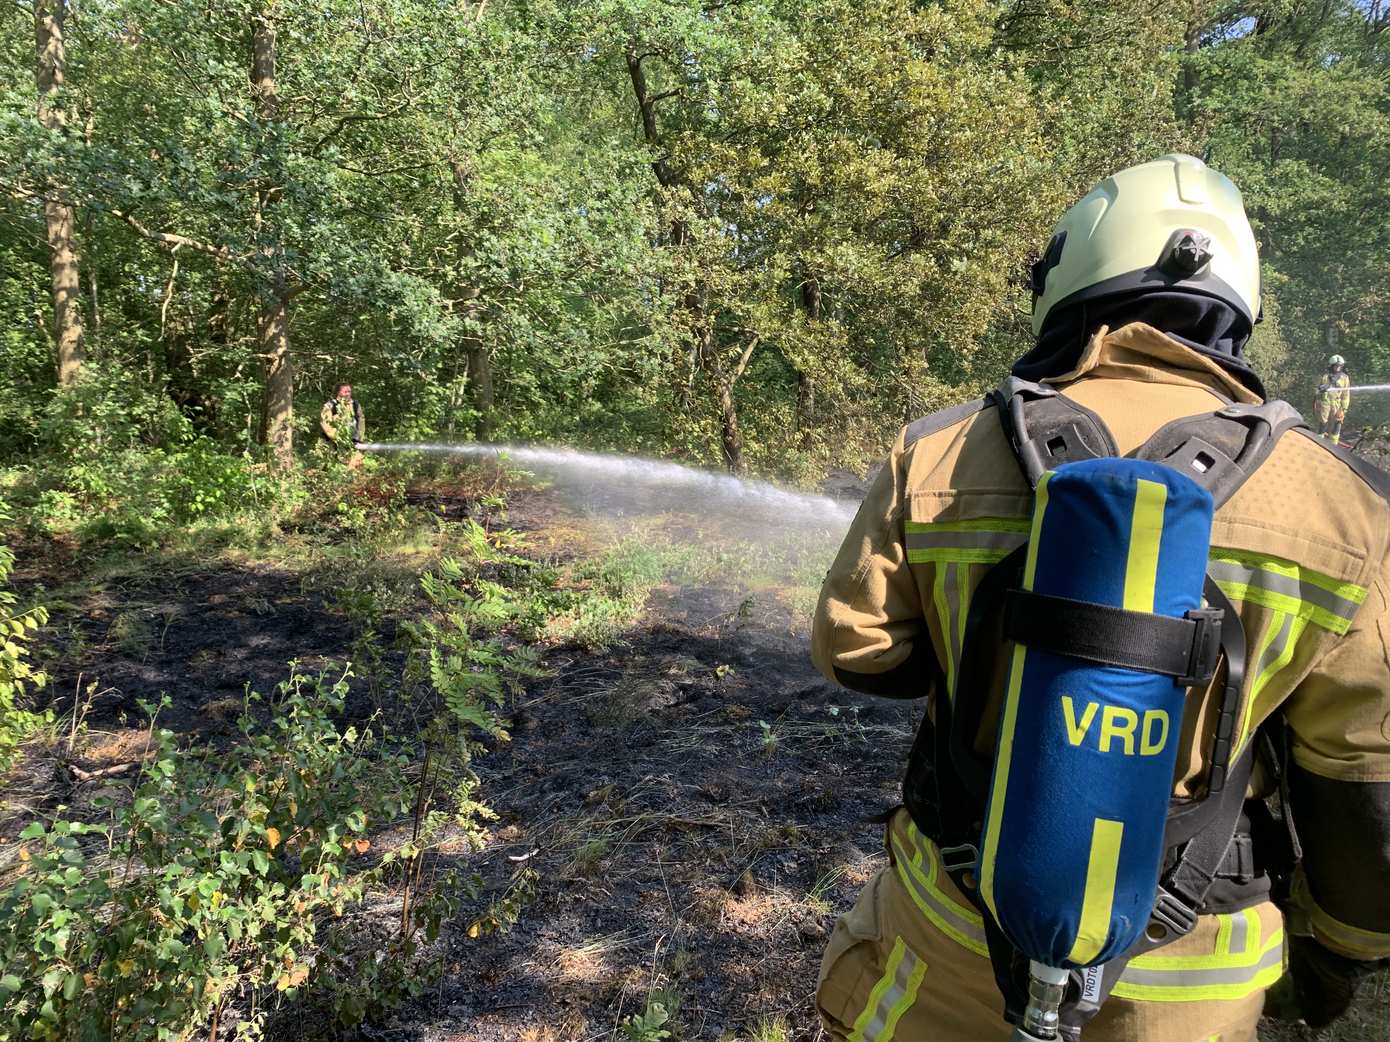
[978,457,1214,968]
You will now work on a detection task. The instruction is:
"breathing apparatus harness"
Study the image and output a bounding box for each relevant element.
[900,377,1307,1040]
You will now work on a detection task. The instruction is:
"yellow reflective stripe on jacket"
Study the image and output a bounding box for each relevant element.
[904,517,1027,565]
[895,826,1285,1005]
[905,524,1367,636]
[1111,907,1285,1002]
[1237,609,1310,747]
[848,936,927,1042]
[1208,549,1366,635]
[932,564,958,695]
[891,822,989,957]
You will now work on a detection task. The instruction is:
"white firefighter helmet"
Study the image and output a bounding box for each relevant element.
[1030,154,1261,337]
[1328,354,1346,367]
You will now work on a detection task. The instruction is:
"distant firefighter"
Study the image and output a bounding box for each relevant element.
[320,383,366,467]
[320,383,365,445]
[1316,355,1351,444]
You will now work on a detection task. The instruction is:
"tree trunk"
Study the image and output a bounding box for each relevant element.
[625,44,742,470]
[34,0,84,386]
[251,7,293,467]
[698,326,742,473]
[261,279,293,465]
[465,346,494,439]
[795,276,819,443]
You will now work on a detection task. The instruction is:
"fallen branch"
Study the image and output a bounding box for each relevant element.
[69,762,136,783]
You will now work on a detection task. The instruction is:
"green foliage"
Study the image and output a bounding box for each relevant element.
[0,672,417,1041]
[402,535,548,738]
[1188,3,1390,400]
[1,0,1381,484]
[0,537,48,771]
[620,1000,672,1042]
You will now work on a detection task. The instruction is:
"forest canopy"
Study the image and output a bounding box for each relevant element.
[2,0,1388,482]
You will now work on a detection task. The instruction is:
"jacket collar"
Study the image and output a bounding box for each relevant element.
[1043,322,1262,405]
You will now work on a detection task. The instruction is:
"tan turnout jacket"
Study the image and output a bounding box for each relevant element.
[811,323,1390,1041]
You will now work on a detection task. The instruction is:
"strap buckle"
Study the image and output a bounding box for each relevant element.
[938,843,979,874]
[1178,607,1223,687]
[1149,886,1199,940]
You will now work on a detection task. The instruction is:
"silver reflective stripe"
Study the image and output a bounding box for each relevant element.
[891,830,989,955]
[1206,559,1362,623]
[1117,939,1283,989]
[1254,613,1296,681]
[849,937,927,1042]
[1226,907,1250,956]
[906,529,1027,553]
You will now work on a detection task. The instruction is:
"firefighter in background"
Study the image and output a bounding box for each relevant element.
[812,155,1390,1040]
[319,383,366,467]
[1316,355,1352,444]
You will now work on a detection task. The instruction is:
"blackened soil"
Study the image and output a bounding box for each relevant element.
[14,487,916,1042]
[33,565,360,737]
[373,582,916,1042]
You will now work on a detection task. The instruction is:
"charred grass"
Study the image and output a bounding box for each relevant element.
[11,466,1374,1041]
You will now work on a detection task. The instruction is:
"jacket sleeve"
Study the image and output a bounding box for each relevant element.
[353,401,365,441]
[811,431,934,699]
[320,401,336,439]
[1284,550,1390,960]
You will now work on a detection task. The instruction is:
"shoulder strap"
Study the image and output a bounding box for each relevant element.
[1137,401,1306,509]
[991,377,1119,487]
[903,396,994,449]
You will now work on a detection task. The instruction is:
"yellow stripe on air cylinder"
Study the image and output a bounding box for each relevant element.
[981,472,1052,919]
[1123,478,1167,613]
[1067,818,1125,965]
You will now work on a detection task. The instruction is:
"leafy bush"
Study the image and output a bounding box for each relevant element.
[402,547,546,737]
[0,671,415,1041]
[0,539,48,771]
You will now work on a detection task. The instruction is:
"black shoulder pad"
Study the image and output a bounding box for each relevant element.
[1139,400,1304,510]
[903,397,994,449]
[992,376,1118,488]
[1292,428,1390,503]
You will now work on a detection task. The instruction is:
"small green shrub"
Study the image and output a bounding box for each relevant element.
[0,671,415,1041]
[620,1000,672,1042]
[0,539,48,772]
[402,547,547,738]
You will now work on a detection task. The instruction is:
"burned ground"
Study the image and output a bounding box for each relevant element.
[384,581,914,1042]
[11,481,912,1042]
[13,477,1388,1042]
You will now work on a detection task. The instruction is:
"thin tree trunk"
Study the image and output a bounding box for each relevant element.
[251,8,293,467]
[465,346,494,439]
[261,279,293,464]
[795,276,819,444]
[626,44,743,470]
[698,326,743,473]
[34,0,84,386]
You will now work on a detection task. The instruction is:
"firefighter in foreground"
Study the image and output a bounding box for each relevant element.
[812,154,1390,1041]
[1316,355,1352,444]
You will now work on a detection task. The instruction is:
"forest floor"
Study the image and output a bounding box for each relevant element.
[9,462,1388,1042]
